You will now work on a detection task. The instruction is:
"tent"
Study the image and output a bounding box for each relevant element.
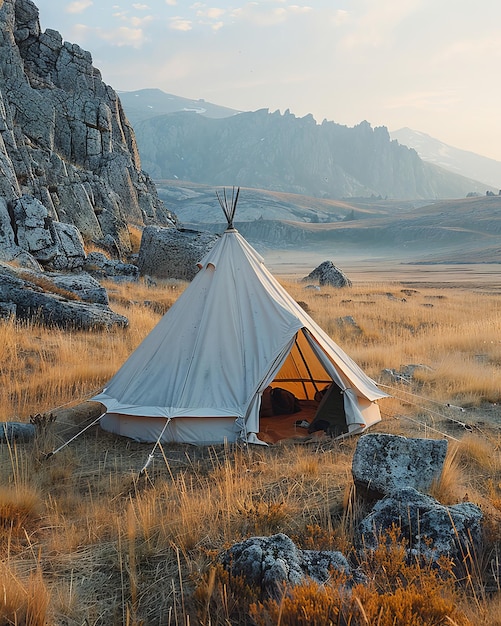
[93,190,389,445]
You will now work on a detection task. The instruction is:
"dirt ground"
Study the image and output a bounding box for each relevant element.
[265,250,501,293]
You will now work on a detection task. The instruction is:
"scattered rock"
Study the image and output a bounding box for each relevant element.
[336,315,361,333]
[219,533,364,599]
[50,221,87,270]
[401,289,419,296]
[381,363,433,384]
[11,195,59,263]
[44,271,110,305]
[352,433,448,498]
[302,261,352,287]
[358,487,483,570]
[0,422,36,443]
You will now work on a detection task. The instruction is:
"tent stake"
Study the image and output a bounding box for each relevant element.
[45,413,105,459]
[139,418,171,476]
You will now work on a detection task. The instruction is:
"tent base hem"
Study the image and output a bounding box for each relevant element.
[100,413,241,445]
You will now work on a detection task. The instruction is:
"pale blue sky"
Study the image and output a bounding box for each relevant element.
[34,1,501,161]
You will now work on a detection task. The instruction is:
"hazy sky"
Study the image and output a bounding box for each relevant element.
[34,1,501,161]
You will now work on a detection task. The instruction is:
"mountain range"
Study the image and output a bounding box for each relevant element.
[117,89,501,265]
[118,89,493,202]
[119,89,498,200]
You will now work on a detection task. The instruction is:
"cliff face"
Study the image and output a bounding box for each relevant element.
[0,0,175,259]
[132,109,489,201]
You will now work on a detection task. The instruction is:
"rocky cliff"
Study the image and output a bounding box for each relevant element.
[0,0,175,267]
[132,108,490,201]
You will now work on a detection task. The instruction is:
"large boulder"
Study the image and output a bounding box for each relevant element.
[137,226,219,280]
[357,487,483,569]
[302,261,352,287]
[352,433,448,498]
[219,533,364,600]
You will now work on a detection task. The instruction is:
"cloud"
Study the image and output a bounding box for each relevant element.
[132,3,150,9]
[203,8,225,20]
[128,15,154,28]
[66,0,93,14]
[74,23,148,48]
[165,0,177,5]
[170,17,192,31]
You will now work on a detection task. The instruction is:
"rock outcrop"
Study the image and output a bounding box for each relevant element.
[0,261,128,329]
[0,0,176,262]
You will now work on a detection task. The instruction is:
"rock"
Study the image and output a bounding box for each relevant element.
[0,422,36,442]
[2,194,87,270]
[50,221,86,270]
[43,271,109,305]
[0,301,17,319]
[137,226,219,280]
[358,487,483,569]
[84,252,139,281]
[336,315,361,333]
[352,433,448,498]
[0,261,127,329]
[0,0,176,260]
[11,195,59,262]
[302,261,352,287]
[219,533,363,600]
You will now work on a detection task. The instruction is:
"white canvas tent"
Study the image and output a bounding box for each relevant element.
[93,192,388,445]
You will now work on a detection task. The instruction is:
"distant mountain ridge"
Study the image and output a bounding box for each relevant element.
[118,89,241,126]
[120,93,490,200]
[390,127,501,191]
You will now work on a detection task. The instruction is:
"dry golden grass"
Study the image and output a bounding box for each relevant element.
[0,275,500,623]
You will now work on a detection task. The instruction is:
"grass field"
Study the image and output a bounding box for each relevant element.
[0,271,500,624]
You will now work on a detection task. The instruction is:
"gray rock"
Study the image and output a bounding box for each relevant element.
[50,221,86,270]
[358,487,483,568]
[0,197,20,260]
[352,433,448,497]
[0,262,127,329]
[0,422,36,442]
[137,226,219,280]
[302,261,352,287]
[12,195,59,262]
[219,533,362,600]
[0,301,17,319]
[44,271,109,305]
[85,251,139,281]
